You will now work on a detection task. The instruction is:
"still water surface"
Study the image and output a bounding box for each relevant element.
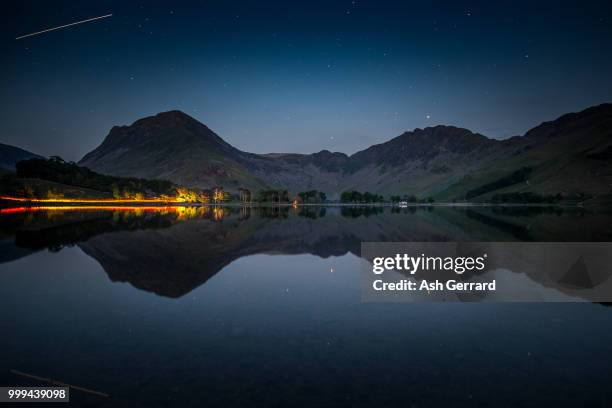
[1,205,611,407]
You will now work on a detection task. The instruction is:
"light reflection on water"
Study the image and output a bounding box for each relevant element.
[0,206,612,407]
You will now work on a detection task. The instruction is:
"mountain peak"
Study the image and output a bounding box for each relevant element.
[313,149,348,158]
[79,109,242,181]
[347,124,496,170]
[404,125,486,138]
[130,110,206,129]
[92,110,226,149]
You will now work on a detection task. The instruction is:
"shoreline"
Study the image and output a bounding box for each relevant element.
[0,197,583,210]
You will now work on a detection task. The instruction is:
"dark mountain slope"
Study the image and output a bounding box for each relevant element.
[437,104,612,201]
[0,143,43,171]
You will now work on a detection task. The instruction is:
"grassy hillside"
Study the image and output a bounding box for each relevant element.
[1,157,211,202]
[0,176,112,200]
[436,125,612,203]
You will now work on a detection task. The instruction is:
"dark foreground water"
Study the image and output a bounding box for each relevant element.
[1,205,611,407]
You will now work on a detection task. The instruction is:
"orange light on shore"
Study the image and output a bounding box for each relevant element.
[0,207,30,214]
[0,195,185,204]
[0,206,188,215]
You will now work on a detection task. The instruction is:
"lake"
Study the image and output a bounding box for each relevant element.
[1,205,612,407]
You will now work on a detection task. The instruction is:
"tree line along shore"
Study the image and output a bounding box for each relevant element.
[0,157,576,206]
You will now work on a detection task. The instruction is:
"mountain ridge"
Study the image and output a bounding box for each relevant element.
[70,103,612,201]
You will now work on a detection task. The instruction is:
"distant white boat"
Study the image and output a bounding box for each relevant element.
[398,201,408,207]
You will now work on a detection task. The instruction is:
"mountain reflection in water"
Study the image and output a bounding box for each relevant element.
[1,205,611,299]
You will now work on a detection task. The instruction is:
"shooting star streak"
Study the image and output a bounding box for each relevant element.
[16,14,112,40]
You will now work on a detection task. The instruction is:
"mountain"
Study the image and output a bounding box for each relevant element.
[435,104,612,202]
[339,125,510,197]
[79,110,268,190]
[0,143,42,172]
[78,104,612,202]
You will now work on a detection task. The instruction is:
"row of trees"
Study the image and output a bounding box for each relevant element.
[237,188,251,203]
[14,157,222,203]
[340,190,385,203]
[389,195,435,203]
[297,190,326,203]
[256,189,290,203]
[223,189,434,204]
[17,157,179,198]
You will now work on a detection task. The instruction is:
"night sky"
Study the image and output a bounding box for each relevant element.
[2,0,612,161]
